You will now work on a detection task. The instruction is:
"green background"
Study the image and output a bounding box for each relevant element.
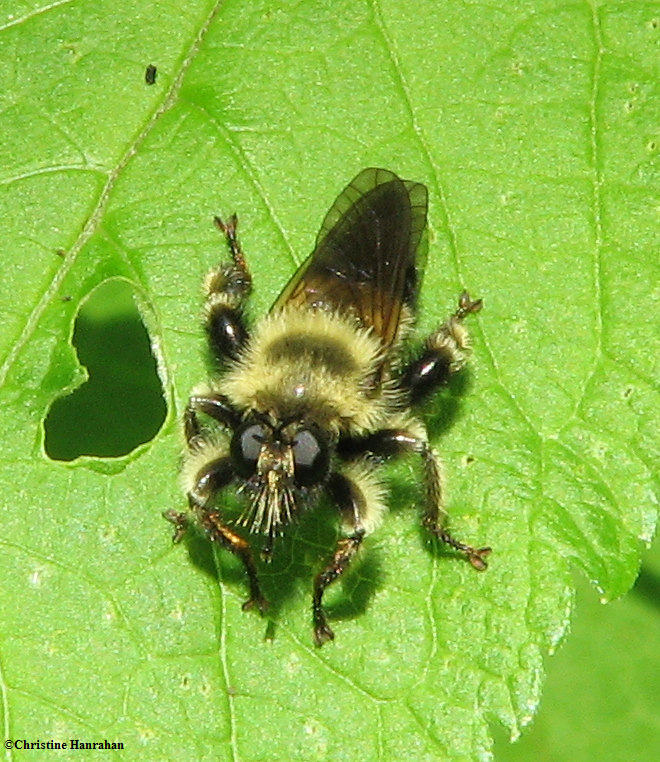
[0,1,656,760]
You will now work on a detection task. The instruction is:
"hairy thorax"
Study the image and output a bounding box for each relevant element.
[221,307,397,433]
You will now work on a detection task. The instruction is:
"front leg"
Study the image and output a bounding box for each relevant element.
[337,426,490,571]
[184,389,241,447]
[204,214,253,363]
[313,470,384,646]
[199,508,269,614]
[171,451,269,613]
[401,291,482,404]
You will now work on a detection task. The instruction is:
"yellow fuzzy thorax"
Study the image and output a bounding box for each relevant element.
[220,307,397,433]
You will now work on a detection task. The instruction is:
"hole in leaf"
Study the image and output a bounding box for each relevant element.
[44,280,167,461]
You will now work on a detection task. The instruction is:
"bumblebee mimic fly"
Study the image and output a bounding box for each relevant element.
[166,168,490,646]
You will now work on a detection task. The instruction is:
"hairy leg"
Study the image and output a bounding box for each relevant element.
[199,508,268,614]
[204,214,252,362]
[313,471,376,646]
[167,453,269,613]
[401,291,482,404]
[184,391,241,447]
[337,426,490,570]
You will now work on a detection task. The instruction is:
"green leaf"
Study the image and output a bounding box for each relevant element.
[495,541,660,761]
[0,1,656,760]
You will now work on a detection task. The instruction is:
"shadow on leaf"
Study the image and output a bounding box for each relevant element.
[176,497,384,643]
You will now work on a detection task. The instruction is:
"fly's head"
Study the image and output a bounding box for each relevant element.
[229,413,331,550]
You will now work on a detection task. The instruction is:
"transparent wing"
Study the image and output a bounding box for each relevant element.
[272,168,428,353]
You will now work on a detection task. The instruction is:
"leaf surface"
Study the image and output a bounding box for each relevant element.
[0,1,656,759]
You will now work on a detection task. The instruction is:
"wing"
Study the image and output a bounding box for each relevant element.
[272,168,428,353]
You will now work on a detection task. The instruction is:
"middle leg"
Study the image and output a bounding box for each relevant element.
[337,425,490,570]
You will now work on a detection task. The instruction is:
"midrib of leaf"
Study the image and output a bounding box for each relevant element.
[372,0,542,440]
[371,15,550,727]
[369,0,463,273]
[574,0,605,422]
[0,0,225,391]
[0,0,77,34]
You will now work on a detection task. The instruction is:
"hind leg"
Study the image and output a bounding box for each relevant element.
[313,467,386,645]
[401,291,482,404]
[336,424,490,571]
[204,214,252,362]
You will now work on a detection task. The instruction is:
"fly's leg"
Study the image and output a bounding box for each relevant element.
[199,508,269,614]
[163,509,190,544]
[401,291,482,404]
[184,391,241,447]
[204,214,252,363]
[313,471,375,646]
[337,427,490,571]
[418,442,491,570]
[169,454,269,613]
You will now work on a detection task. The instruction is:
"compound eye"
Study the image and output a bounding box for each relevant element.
[230,423,265,477]
[292,426,330,487]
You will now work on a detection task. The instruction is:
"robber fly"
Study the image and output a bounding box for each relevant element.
[166,168,490,645]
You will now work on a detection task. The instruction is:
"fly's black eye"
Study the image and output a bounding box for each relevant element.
[292,426,330,487]
[230,423,265,477]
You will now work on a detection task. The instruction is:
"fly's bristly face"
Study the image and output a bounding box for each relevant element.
[169,168,491,646]
[229,415,331,539]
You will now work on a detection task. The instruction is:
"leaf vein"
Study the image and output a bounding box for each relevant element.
[0,165,105,188]
[370,0,543,440]
[369,0,462,281]
[183,98,299,268]
[0,0,76,33]
[0,648,12,762]
[571,0,605,420]
[217,575,240,762]
[0,0,226,389]
[284,629,387,703]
